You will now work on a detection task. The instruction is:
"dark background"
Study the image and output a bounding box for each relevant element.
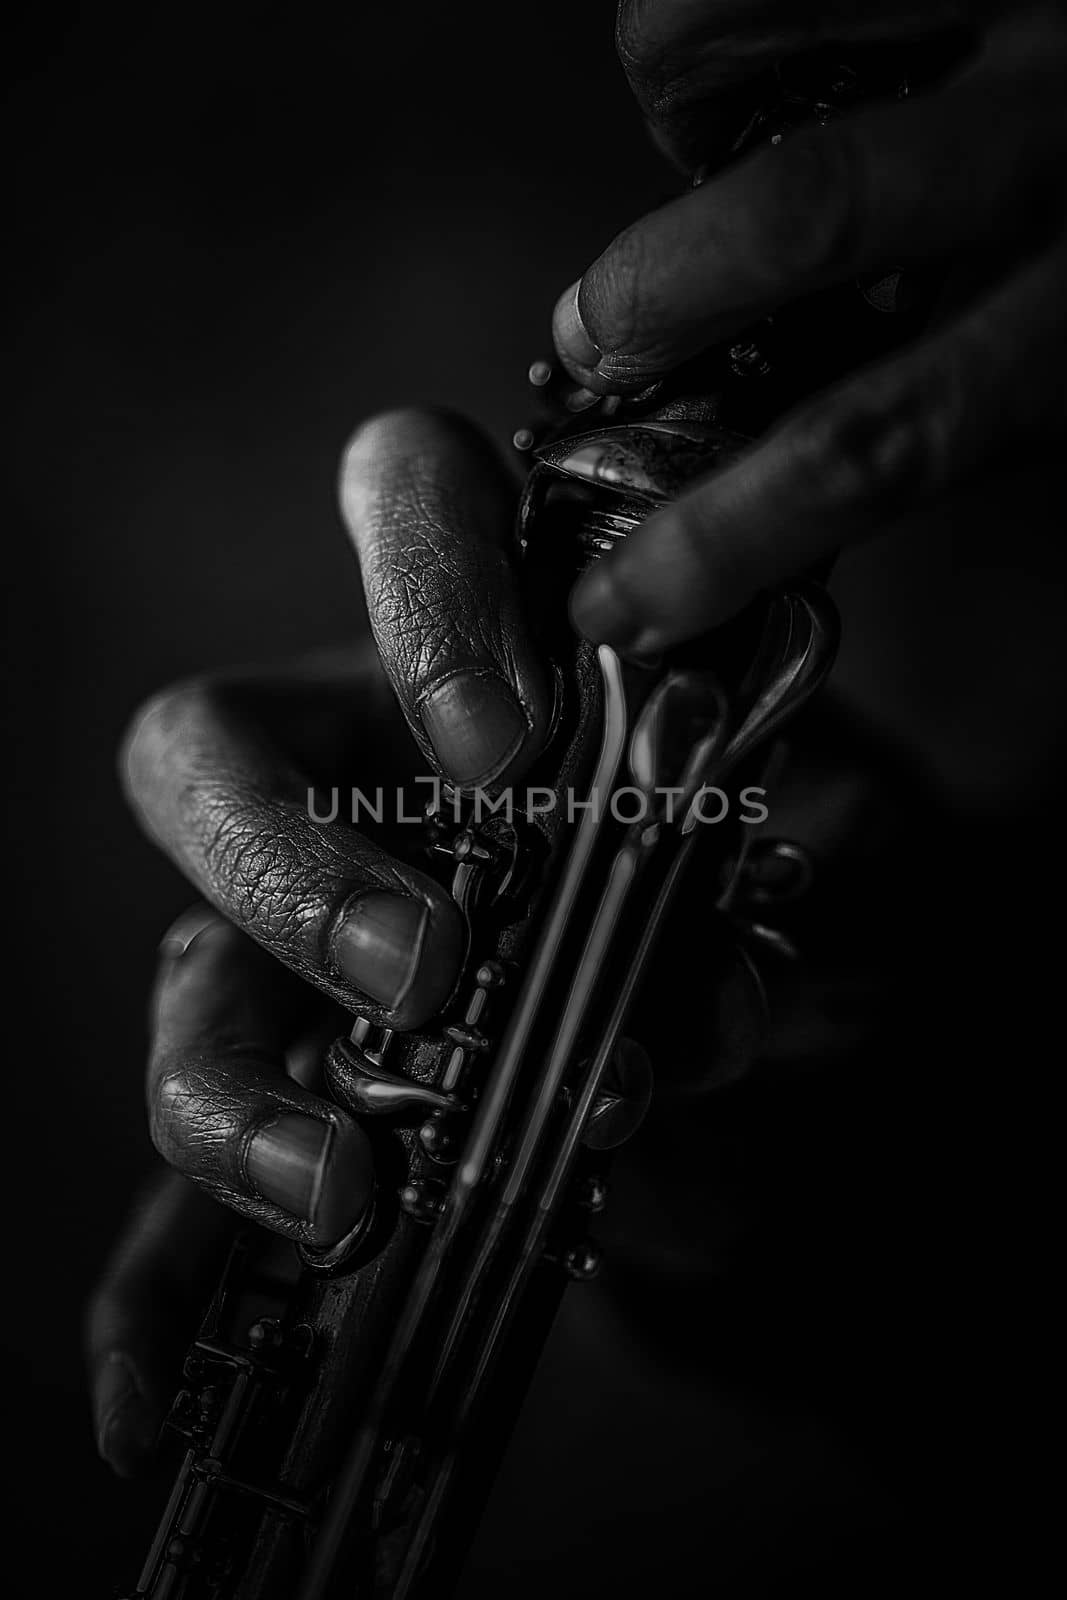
[5,2,1061,1590]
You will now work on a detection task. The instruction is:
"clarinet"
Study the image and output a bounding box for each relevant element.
[121,40,964,1600]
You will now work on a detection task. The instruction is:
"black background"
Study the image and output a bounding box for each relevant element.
[5,2,1061,1590]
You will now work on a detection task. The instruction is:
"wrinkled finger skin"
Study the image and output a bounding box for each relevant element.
[340,409,553,790]
[563,7,1062,395]
[123,648,465,1032]
[615,0,1000,170]
[115,410,561,1283]
[89,907,377,1479]
[560,4,1067,655]
[122,409,553,1034]
[147,911,374,1248]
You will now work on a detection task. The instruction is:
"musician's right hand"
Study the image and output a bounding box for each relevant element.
[87,408,557,1472]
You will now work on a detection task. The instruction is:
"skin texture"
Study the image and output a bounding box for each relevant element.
[89,410,555,1471]
[89,2,1066,1476]
[556,3,1067,655]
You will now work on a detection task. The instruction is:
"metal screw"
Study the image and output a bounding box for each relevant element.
[564,1243,603,1281]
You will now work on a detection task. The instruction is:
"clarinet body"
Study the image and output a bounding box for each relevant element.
[123,41,963,1600]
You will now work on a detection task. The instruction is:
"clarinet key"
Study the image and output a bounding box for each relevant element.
[399,1178,447,1223]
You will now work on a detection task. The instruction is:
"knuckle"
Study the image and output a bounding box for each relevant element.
[790,385,933,516]
[614,2,744,167]
[369,545,455,684]
[384,550,486,650]
[340,410,512,677]
[614,0,682,122]
[615,1,657,83]
[671,491,748,601]
[363,515,513,700]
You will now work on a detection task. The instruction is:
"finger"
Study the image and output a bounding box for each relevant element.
[146,909,375,1248]
[556,22,1066,391]
[122,654,466,1031]
[340,408,554,791]
[570,239,1067,652]
[86,1171,233,1476]
[616,0,990,170]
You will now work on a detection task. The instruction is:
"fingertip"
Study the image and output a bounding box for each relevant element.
[330,888,465,1030]
[312,1116,376,1250]
[339,407,513,520]
[569,558,644,652]
[419,670,529,789]
[243,1109,374,1250]
[563,385,604,413]
[388,892,468,1031]
[552,279,601,382]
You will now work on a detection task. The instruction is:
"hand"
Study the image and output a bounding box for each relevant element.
[89,409,557,1471]
[111,419,548,1237]
[122,408,554,1245]
[88,400,916,1473]
[555,3,1067,656]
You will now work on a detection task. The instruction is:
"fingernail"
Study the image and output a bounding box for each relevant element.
[246,1112,330,1220]
[570,562,642,651]
[419,671,527,787]
[332,890,429,1008]
[245,1112,372,1244]
[96,1353,157,1476]
[564,385,602,413]
[158,906,218,960]
[554,279,601,372]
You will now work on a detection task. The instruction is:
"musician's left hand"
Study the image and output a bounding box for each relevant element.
[555,2,1067,657]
